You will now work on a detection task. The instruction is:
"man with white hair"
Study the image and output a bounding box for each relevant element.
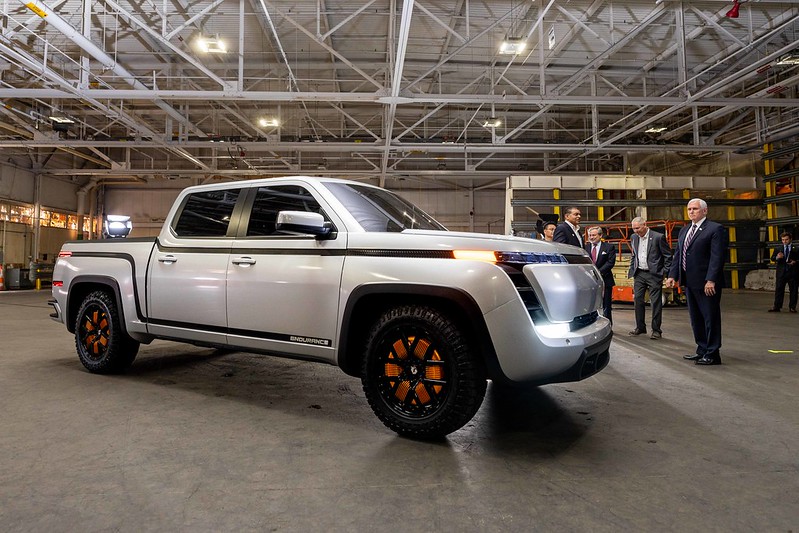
[628,216,672,339]
[666,198,727,366]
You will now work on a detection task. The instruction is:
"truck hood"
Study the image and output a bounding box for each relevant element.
[347,228,586,255]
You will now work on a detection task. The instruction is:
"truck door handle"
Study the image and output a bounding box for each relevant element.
[157,254,177,264]
[232,256,257,266]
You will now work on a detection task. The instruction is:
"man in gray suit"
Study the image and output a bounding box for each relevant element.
[628,217,673,339]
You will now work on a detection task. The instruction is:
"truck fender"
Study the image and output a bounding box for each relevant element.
[65,276,132,336]
[336,283,502,380]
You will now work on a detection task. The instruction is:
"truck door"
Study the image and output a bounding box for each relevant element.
[226,184,345,363]
[147,188,243,346]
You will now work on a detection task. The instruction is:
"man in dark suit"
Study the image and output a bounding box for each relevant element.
[552,207,583,247]
[586,226,616,325]
[666,198,727,366]
[628,217,672,339]
[768,231,798,313]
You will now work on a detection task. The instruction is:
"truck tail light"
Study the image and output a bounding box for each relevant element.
[53,281,64,287]
[58,251,72,258]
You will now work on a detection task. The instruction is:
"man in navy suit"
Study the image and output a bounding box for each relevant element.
[666,198,727,365]
[768,232,798,313]
[552,207,583,247]
[628,217,672,339]
[586,226,616,325]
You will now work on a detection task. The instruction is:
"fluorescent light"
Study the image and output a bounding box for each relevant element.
[49,116,75,124]
[645,126,667,133]
[258,117,280,128]
[776,53,799,65]
[197,35,227,54]
[483,117,502,128]
[499,38,526,55]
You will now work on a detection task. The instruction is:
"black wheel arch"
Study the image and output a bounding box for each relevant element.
[337,284,501,380]
[66,276,130,335]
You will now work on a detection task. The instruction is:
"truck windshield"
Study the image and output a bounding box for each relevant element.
[325,183,447,232]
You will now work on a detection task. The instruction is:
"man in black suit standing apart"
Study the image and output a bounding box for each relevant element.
[666,198,727,365]
[552,207,583,247]
[628,217,672,339]
[768,231,798,313]
[586,226,616,325]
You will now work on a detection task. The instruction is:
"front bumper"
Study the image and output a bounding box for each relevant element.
[528,330,612,385]
[483,295,612,383]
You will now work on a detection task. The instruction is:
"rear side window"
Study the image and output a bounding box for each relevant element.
[173,189,241,237]
[246,185,329,237]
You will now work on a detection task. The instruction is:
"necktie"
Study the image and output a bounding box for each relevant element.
[786,245,790,262]
[591,245,598,263]
[682,224,697,271]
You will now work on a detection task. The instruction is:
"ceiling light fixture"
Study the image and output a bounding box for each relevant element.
[483,117,502,128]
[645,126,668,133]
[197,34,227,54]
[776,52,799,65]
[258,117,280,128]
[725,0,740,19]
[499,38,526,55]
[49,116,75,124]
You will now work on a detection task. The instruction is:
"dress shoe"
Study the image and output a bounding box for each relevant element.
[767,308,780,312]
[650,331,662,340]
[791,309,797,313]
[628,329,646,336]
[683,353,703,361]
[696,355,722,366]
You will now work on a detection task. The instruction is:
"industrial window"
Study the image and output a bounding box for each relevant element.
[173,189,241,237]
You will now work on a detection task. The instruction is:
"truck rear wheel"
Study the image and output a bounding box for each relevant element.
[361,305,486,439]
[75,290,139,374]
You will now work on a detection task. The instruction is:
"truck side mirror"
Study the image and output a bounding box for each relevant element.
[275,211,333,239]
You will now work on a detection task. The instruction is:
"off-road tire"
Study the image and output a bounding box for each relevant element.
[74,290,139,374]
[361,305,486,439]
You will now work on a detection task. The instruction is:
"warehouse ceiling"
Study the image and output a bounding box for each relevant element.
[1,0,798,190]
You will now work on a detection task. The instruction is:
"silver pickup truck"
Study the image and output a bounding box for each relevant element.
[50,176,612,438]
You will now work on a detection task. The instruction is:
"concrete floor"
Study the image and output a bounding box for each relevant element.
[1,289,797,531]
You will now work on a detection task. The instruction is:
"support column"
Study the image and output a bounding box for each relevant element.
[32,173,41,263]
[763,143,778,242]
[597,188,605,221]
[727,189,738,289]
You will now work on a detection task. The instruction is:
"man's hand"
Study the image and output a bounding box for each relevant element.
[705,280,716,296]
[665,277,676,288]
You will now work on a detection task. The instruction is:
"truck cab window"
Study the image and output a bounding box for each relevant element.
[246,185,328,237]
[173,189,241,237]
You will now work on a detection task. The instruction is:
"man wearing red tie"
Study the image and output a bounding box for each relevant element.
[666,198,727,366]
[585,226,616,325]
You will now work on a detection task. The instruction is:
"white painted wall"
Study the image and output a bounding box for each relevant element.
[0,164,35,202]
[40,177,79,212]
[390,188,506,234]
[0,163,79,211]
[104,187,183,237]
[0,221,76,265]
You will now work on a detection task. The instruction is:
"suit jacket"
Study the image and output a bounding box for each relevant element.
[668,220,727,290]
[553,222,582,248]
[586,241,616,287]
[772,242,799,279]
[627,229,672,278]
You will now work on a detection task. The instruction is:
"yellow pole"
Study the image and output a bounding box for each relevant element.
[764,144,778,242]
[727,190,738,289]
[597,189,605,221]
[553,188,561,219]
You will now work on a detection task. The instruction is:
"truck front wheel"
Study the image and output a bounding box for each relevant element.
[74,290,139,374]
[361,305,486,439]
